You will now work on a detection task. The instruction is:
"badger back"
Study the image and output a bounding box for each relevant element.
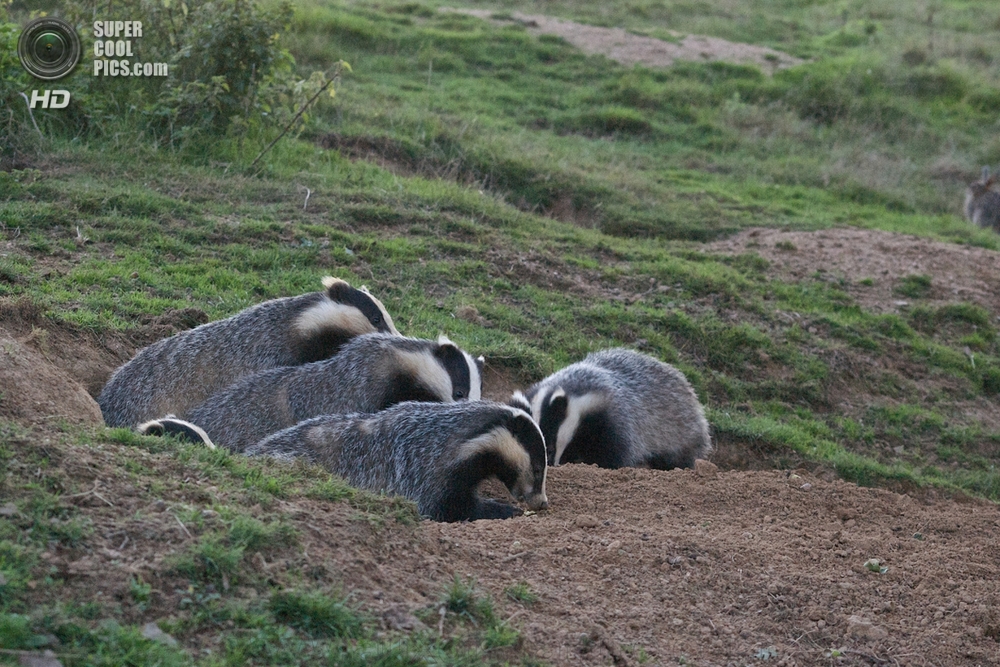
[98,277,399,427]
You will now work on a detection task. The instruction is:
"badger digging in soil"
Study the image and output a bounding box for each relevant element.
[513,348,711,469]
[100,277,399,427]
[246,400,548,522]
[139,333,484,452]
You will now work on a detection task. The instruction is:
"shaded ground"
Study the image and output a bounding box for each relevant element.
[445,8,803,73]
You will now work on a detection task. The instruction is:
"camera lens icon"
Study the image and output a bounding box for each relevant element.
[18,17,82,81]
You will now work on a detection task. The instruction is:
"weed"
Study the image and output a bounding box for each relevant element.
[895,274,932,298]
[505,582,539,605]
[269,590,365,639]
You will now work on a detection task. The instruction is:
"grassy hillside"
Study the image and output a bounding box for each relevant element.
[2,0,1000,663]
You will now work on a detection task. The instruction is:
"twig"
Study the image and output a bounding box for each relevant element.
[437,604,446,636]
[61,481,100,500]
[92,490,115,507]
[249,64,344,173]
[17,92,43,140]
[501,550,531,563]
[118,535,129,551]
[173,513,192,539]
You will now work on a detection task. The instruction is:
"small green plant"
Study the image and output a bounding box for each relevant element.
[504,582,538,605]
[775,240,797,251]
[484,621,520,649]
[895,274,932,298]
[129,576,152,610]
[858,277,875,286]
[269,590,365,639]
[442,575,494,623]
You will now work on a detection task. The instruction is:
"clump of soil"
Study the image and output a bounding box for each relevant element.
[707,227,1000,316]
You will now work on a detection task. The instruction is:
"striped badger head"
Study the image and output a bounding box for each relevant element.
[455,406,548,513]
[393,335,483,403]
[529,386,610,467]
[292,277,400,363]
[138,415,216,449]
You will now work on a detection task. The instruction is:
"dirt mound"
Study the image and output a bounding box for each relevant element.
[417,465,1000,666]
[706,227,1000,317]
[446,9,803,73]
[0,299,207,399]
[0,332,102,426]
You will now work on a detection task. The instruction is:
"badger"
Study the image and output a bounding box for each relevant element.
[141,333,484,452]
[515,348,711,470]
[99,277,400,427]
[246,401,548,522]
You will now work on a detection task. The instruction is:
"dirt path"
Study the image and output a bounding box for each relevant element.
[446,8,803,73]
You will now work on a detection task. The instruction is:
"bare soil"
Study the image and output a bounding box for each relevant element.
[14,433,1000,667]
[706,227,1000,316]
[445,9,803,73]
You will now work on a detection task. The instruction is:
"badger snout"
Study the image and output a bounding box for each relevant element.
[524,492,548,512]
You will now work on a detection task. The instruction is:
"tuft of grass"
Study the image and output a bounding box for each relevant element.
[504,582,538,605]
[895,273,932,298]
[269,590,366,639]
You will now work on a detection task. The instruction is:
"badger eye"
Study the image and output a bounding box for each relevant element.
[372,314,381,324]
[454,390,465,399]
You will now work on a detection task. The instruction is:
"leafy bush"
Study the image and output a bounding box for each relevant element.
[32,0,338,147]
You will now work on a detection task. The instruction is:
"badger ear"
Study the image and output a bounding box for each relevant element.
[437,334,454,346]
[509,391,531,413]
[322,276,353,301]
[475,355,485,373]
[548,388,568,415]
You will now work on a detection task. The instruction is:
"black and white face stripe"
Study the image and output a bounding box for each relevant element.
[505,407,548,509]
[319,277,398,335]
[453,406,548,512]
[138,416,216,449]
[435,336,482,401]
[531,387,608,466]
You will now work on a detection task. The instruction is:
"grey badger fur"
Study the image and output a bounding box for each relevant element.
[141,333,484,452]
[513,348,711,469]
[100,277,399,427]
[246,401,548,522]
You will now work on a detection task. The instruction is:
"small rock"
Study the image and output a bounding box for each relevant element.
[18,651,62,667]
[0,503,17,517]
[574,514,600,529]
[382,606,425,631]
[151,500,166,512]
[142,622,178,647]
[847,615,887,639]
[694,459,718,478]
[800,483,812,491]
